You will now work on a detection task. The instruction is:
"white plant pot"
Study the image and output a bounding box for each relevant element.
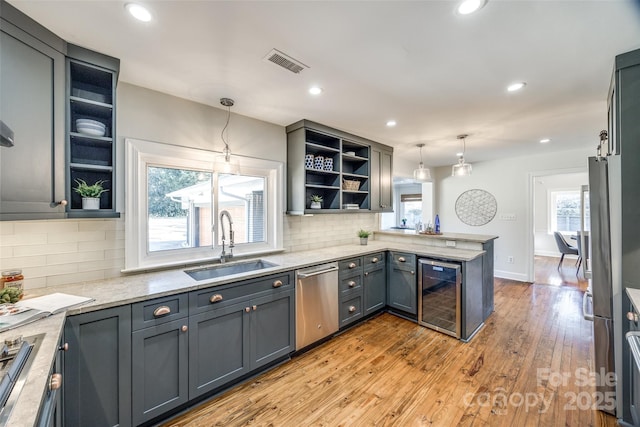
[82,197,100,210]
[360,237,368,246]
[310,201,321,209]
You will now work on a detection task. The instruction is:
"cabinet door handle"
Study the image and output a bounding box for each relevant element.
[245,307,251,313]
[53,199,68,207]
[348,262,357,269]
[398,257,406,263]
[181,325,188,332]
[252,305,257,311]
[371,257,379,263]
[364,272,369,276]
[411,271,415,275]
[49,373,62,391]
[153,306,171,317]
[209,294,223,304]
[59,343,69,352]
[348,306,356,313]
[628,311,639,322]
[272,280,283,288]
[348,281,356,288]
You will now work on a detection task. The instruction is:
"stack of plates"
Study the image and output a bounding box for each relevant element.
[76,119,106,137]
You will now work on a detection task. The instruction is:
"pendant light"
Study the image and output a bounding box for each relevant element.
[215,97,240,174]
[452,134,472,177]
[413,143,431,182]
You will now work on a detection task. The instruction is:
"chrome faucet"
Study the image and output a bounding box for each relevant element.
[220,210,234,263]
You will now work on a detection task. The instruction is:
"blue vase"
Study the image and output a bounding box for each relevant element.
[435,214,440,233]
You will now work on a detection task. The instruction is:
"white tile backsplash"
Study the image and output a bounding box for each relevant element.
[0,213,379,290]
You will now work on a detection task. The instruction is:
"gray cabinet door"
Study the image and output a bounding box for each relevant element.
[249,289,295,369]
[388,266,417,315]
[0,18,65,219]
[132,319,189,426]
[363,265,386,315]
[64,306,132,427]
[188,301,250,399]
[370,148,393,212]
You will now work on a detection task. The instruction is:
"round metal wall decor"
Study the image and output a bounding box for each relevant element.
[455,189,497,226]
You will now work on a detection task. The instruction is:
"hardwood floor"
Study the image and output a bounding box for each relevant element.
[535,255,589,292]
[163,262,615,427]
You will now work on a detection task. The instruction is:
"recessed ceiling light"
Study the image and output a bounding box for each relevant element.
[457,0,487,15]
[386,120,397,127]
[540,138,551,143]
[507,82,527,92]
[126,3,152,22]
[308,86,323,95]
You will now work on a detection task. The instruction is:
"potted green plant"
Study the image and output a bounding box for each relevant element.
[74,178,109,210]
[310,194,323,209]
[358,229,372,245]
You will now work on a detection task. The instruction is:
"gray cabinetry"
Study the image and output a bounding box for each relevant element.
[189,273,294,399]
[65,44,120,217]
[387,252,417,317]
[286,120,392,214]
[0,3,66,220]
[338,256,364,327]
[131,294,189,425]
[363,252,386,315]
[64,306,132,427]
[370,147,393,212]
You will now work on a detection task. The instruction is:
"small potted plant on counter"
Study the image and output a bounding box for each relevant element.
[358,229,372,245]
[310,194,323,209]
[74,178,109,210]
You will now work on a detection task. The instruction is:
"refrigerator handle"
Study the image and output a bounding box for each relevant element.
[583,290,594,321]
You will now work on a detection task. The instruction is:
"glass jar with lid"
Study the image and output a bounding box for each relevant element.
[1,269,24,294]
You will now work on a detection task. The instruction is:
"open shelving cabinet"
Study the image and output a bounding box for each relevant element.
[65,46,120,218]
[287,120,381,214]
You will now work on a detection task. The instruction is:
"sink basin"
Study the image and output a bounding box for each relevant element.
[185,259,278,281]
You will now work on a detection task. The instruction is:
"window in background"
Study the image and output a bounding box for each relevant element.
[549,190,586,233]
[217,173,266,245]
[400,193,422,227]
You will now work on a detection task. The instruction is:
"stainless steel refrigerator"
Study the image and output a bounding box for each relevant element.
[585,155,616,415]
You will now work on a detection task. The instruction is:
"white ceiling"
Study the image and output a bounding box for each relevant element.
[9,0,640,169]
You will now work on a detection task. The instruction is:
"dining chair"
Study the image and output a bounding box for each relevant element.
[553,231,579,270]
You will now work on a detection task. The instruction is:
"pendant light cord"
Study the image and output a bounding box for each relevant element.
[221,104,231,152]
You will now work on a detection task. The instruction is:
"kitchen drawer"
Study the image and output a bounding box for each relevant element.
[340,295,363,327]
[390,252,416,270]
[363,252,385,271]
[190,273,292,314]
[339,274,362,296]
[132,293,188,331]
[339,257,362,275]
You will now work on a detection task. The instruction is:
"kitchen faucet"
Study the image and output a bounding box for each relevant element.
[220,210,234,263]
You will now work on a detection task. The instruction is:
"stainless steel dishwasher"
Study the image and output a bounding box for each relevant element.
[295,262,339,350]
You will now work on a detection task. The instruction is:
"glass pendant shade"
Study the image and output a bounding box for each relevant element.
[413,162,431,181]
[215,146,240,174]
[452,156,472,176]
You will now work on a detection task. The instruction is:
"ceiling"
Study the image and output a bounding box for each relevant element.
[9,0,640,170]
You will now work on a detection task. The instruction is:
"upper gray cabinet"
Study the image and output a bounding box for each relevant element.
[0,2,67,220]
[286,119,393,214]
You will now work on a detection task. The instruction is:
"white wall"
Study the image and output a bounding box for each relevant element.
[533,172,588,256]
[432,147,591,282]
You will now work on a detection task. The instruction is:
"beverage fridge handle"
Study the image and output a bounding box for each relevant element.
[583,291,594,321]
[626,331,640,371]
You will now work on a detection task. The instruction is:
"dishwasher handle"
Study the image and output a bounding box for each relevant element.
[297,265,339,279]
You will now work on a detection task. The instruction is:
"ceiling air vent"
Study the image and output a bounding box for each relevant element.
[264,49,308,74]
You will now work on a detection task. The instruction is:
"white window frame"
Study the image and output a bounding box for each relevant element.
[124,138,283,271]
[548,189,581,234]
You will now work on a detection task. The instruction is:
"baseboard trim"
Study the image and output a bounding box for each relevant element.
[495,270,529,282]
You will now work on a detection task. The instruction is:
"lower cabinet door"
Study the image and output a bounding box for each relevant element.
[388,266,417,315]
[64,306,132,427]
[363,266,386,315]
[249,289,295,369]
[189,301,250,399]
[132,319,189,426]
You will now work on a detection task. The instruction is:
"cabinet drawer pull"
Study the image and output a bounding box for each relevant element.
[348,306,356,313]
[364,272,369,276]
[371,257,379,263]
[272,280,283,288]
[59,343,69,352]
[398,257,406,263]
[153,306,171,317]
[245,307,251,313]
[181,325,188,332]
[348,262,357,269]
[348,280,356,288]
[209,294,224,304]
[49,373,62,391]
[253,305,257,311]
[411,271,415,275]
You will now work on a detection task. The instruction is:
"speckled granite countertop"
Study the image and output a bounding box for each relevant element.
[376,229,498,243]
[1,240,486,427]
[627,288,640,312]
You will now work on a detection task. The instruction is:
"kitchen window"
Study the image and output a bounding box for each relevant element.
[125,138,283,271]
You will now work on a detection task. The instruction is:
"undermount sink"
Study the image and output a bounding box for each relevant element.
[185,259,278,281]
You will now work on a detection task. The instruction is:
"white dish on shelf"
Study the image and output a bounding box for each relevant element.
[76,119,105,129]
[77,126,105,137]
[344,151,356,156]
